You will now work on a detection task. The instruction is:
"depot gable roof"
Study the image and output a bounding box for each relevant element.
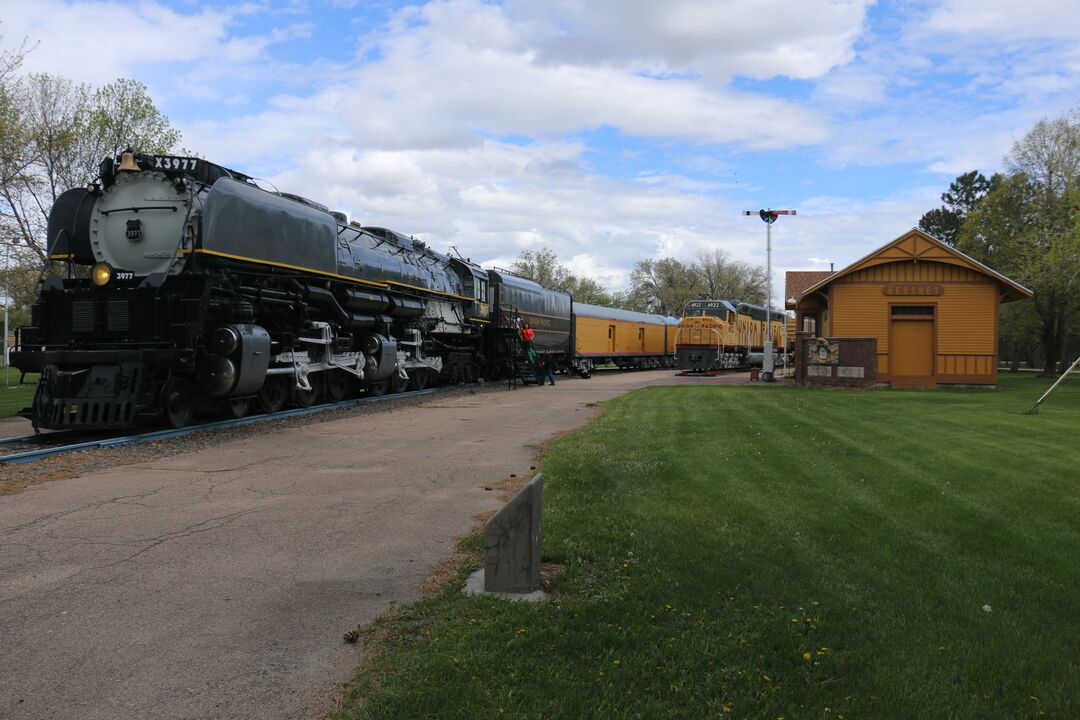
[785,271,833,307]
[799,228,1033,302]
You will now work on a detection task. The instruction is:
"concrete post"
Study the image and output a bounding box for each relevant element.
[484,474,543,593]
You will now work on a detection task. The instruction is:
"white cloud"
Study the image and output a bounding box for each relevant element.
[926,0,1080,41]
[6,0,1078,303]
[1,1,304,86]
[335,0,831,151]
[505,0,872,81]
[814,67,889,104]
[3,1,231,85]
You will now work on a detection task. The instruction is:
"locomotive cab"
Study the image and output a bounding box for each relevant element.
[449,258,490,322]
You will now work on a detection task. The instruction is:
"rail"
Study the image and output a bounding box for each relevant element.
[0,386,453,466]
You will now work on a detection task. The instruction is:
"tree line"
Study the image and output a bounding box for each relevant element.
[918,107,1080,375]
[510,247,768,317]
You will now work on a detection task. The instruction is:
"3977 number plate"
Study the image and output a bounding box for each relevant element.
[149,155,198,172]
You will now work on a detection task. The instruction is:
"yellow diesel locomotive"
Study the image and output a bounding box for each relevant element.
[675,299,789,372]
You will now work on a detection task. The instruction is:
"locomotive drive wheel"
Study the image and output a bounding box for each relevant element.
[290,374,323,408]
[389,372,407,394]
[409,369,429,391]
[162,377,194,429]
[366,380,388,397]
[324,370,353,403]
[255,376,288,414]
[226,397,250,419]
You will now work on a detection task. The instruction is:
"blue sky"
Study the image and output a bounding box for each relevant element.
[4,0,1080,300]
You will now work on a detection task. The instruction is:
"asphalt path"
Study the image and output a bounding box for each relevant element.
[0,370,749,719]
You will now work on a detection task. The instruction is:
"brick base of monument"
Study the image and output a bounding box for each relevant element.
[795,332,877,388]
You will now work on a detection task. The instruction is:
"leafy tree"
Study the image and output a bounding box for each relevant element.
[695,249,767,305]
[919,170,1002,246]
[511,248,575,293]
[959,109,1080,375]
[0,35,32,187]
[82,79,181,166]
[510,247,613,305]
[0,73,182,261]
[0,70,181,327]
[511,246,767,316]
[569,275,612,306]
[626,257,703,316]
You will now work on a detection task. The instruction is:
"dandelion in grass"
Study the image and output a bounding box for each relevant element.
[762,674,771,682]
[803,651,812,661]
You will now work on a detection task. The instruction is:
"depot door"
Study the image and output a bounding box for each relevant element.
[890,306,935,386]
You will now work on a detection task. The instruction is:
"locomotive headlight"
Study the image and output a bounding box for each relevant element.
[91,262,113,287]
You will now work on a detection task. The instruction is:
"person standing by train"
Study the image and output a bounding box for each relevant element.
[519,322,538,367]
[542,351,556,386]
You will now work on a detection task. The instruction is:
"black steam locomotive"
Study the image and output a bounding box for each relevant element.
[12,152,572,430]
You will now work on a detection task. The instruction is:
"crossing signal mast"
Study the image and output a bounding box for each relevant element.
[743,208,797,382]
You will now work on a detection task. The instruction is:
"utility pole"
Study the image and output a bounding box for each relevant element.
[743,208,797,382]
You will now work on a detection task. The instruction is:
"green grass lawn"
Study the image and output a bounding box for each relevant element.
[0,369,36,419]
[344,375,1077,718]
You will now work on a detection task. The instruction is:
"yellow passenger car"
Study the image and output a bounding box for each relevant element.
[573,303,679,374]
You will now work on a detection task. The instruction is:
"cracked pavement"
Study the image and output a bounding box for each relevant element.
[0,370,739,719]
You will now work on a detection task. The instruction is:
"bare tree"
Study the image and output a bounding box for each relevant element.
[694,249,767,305]
[626,257,703,316]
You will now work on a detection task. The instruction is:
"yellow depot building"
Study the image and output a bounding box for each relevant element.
[789,229,1033,388]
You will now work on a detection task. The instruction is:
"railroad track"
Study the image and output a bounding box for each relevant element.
[0,386,453,466]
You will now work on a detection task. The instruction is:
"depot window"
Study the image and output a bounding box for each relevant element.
[891,305,935,317]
